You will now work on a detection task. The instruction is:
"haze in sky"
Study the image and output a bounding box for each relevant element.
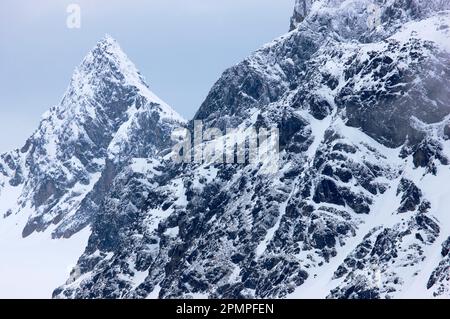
[0,0,294,152]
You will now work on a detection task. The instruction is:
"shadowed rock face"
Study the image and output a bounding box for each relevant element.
[26,1,450,299]
[427,236,450,294]
[196,0,450,141]
[338,40,450,148]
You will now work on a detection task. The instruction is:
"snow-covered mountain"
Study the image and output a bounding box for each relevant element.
[2,0,450,299]
[52,0,450,299]
[0,35,184,297]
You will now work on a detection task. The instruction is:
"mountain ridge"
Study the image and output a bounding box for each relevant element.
[1,1,449,299]
[54,1,450,298]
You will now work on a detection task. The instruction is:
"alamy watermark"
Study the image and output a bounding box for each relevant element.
[66,4,81,29]
[171,121,280,173]
[65,3,383,31]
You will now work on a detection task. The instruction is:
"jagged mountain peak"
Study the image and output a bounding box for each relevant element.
[97,33,121,49]
[50,34,184,129]
[62,35,146,110]
[0,34,185,240]
[81,34,140,80]
[85,34,184,122]
[39,34,185,159]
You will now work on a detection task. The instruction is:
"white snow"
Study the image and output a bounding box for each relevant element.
[0,208,90,298]
[301,111,334,162]
[397,147,450,298]
[164,226,179,238]
[130,268,149,290]
[391,11,450,53]
[288,116,450,298]
[229,265,242,283]
[146,284,161,299]
[92,35,185,123]
[0,154,93,298]
[256,177,300,259]
[129,158,161,175]
[289,118,405,298]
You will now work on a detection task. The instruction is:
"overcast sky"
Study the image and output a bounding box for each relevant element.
[0,0,294,152]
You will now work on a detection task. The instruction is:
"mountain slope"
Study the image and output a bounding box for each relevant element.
[54,0,450,299]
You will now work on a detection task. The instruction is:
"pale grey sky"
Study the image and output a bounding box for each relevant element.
[0,0,294,152]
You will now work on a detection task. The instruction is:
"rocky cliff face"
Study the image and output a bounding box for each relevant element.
[51,0,450,299]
